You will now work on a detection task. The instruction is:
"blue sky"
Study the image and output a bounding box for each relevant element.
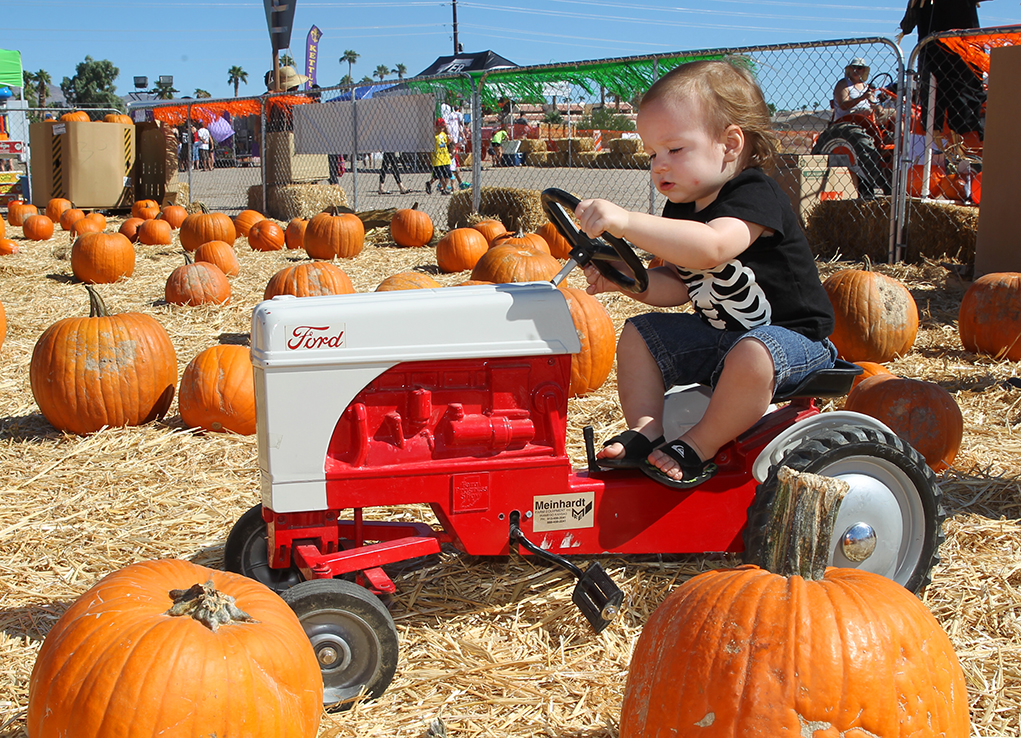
[6,0,1021,101]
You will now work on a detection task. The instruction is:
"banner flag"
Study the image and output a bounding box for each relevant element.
[305,25,322,90]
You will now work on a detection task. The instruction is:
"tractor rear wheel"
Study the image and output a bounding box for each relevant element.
[743,424,944,594]
[812,122,889,198]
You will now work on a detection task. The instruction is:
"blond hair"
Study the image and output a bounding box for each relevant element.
[641,59,776,169]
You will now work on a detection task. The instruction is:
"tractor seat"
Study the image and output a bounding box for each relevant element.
[772,359,862,402]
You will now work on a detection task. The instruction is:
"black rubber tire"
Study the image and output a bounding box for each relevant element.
[743,424,944,594]
[223,504,302,594]
[812,121,890,197]
[282,578,400,709]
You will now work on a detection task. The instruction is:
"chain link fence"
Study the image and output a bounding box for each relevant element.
[120,33,1012,263]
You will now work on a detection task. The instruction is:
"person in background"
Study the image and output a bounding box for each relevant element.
[424,118,452,194]
[489,124,509,167]
[832,58,879,120]
[441,102,471,189]
[577,60,836,489]
[197,124,213,171]
[191,124,201,169]
[378,151,410,194]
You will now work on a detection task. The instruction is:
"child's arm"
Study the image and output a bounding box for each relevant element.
[575,198,766,271]
[584,263,690,307]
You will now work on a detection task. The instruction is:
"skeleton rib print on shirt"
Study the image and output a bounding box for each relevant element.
[677,259,771,331]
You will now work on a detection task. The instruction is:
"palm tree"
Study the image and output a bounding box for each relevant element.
[339,74,353,86]
[374,65,390,82]
[227,66,248,97]
[394,63,407,80]
[195,89,212,98]
[23,70,37,101]
[152,79,178,100]
[279,53,296,68]
[358,76,374,85]
[341,50,359,83]
[35,69,52,108]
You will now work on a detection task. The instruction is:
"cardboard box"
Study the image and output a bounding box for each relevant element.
[976,45,1021,276]
[266,131,328,184]
[773,153,857,222]
[29,121,136,209]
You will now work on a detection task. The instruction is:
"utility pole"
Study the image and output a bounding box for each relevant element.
[452,0,460,54]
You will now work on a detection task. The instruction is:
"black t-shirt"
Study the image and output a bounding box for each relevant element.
[661,167,834,341]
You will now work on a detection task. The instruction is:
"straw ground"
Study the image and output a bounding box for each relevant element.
[0,213,1019,737]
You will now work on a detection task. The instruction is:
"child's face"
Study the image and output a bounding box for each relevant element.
[637,96,743,209]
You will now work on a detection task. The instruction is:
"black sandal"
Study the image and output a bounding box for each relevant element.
[640,438,718,489]
[598,430,664,470]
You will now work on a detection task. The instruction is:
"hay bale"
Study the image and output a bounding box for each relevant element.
[805,197,977,264]
[526,152,550,167]
[552,137,595,154]
[518,139,547,154]
[609,137,644,155]
[247,184,350,220]
[573,152,600,168]
[447,186,546,233]
[162,181,190,207]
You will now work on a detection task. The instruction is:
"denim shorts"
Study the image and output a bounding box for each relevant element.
[628,312,837,394]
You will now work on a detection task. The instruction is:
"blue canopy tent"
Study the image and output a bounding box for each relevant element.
[327,84,400,102]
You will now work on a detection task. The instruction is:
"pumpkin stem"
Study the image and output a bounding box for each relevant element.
[84,284,109,318]
[760,466,849,580]
[165,580,258,632]
[862,254,873,272]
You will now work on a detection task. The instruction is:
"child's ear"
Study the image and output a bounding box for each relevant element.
[722,124,745,162]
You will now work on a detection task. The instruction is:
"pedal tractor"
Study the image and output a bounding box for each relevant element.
[225,189,944,707]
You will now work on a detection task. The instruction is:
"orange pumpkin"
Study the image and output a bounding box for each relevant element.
[285,218,308,250]
[137,218,173,246]
[390,206,434,247]
[436,227,489,273]
[470,245,561,284]
[248,219,286,252]
[69,217,103,238]
[22,214,55,241]
[27,559,322,738]
[165,257,231,306]
[30,285,177,434]
[559,286,616,397]
[118,217,146,243]
[620,562,969,737]
[845,374,963,471]
[264,261,355,299]
[491,230,551,255]
[159,205,188,229]
[958,272,1021,361]
[84,212,107,230]
[60,208,86,231]
[45,198,73,224]
[234,209,266,237]
[536,221,574,260]
[8,201,37,227]
[132,199,160,220]
[103,113,134,124]
[180,212,237,252]
[194,240,240,277]
[304,210,364,260]
[0,238,19,255]
[375,272,441,291]
[471,219,509,245]
[824,265,918,363]
[0,212,4,238]
[70,232,136,284]
[851,360,893,390]
[60,110,90,122]
[179,344,257,435]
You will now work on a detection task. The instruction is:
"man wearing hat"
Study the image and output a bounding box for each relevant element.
[266,65,309,93]
[832,58,878,120]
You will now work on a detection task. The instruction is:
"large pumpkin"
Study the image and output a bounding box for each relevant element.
[137,218,173,246]
[619,467,969,738]
[285,217,308,250]
[559,286,616,397]
[44,198,73,225]
[118,217,145,243]
[471,219,508,245]
[436,227,489,273]
[824,265,918,362]
[179,344,256,434]
[27,558,322,738]
[390,206,433,247]
[264,261,355,299]
[30,285,177,435]
[304,209,364,260]
[70,232,136,284]
[180,212,237,252]
[957,272,1021,361]
[59,208,86,232]
[60,110,90,122]
[845,374,963,471]
[470,245,561,284]
[491,230,551,255]
[22,214,55,242]
[131,199,160,220]
[165,256,231,306]
[248,218,286,252]
[8,201,37,227]
[234,209,266,237]
[159,204,189,229]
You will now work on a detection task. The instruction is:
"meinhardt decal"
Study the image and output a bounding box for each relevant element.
[286,324,346,350]
[532,492,595,532]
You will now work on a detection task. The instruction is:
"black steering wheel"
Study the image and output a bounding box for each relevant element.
[870,72,895,99]
[540,188,649,294]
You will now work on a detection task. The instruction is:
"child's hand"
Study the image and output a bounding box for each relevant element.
[575,198,629,240]
[583,264,620,296]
